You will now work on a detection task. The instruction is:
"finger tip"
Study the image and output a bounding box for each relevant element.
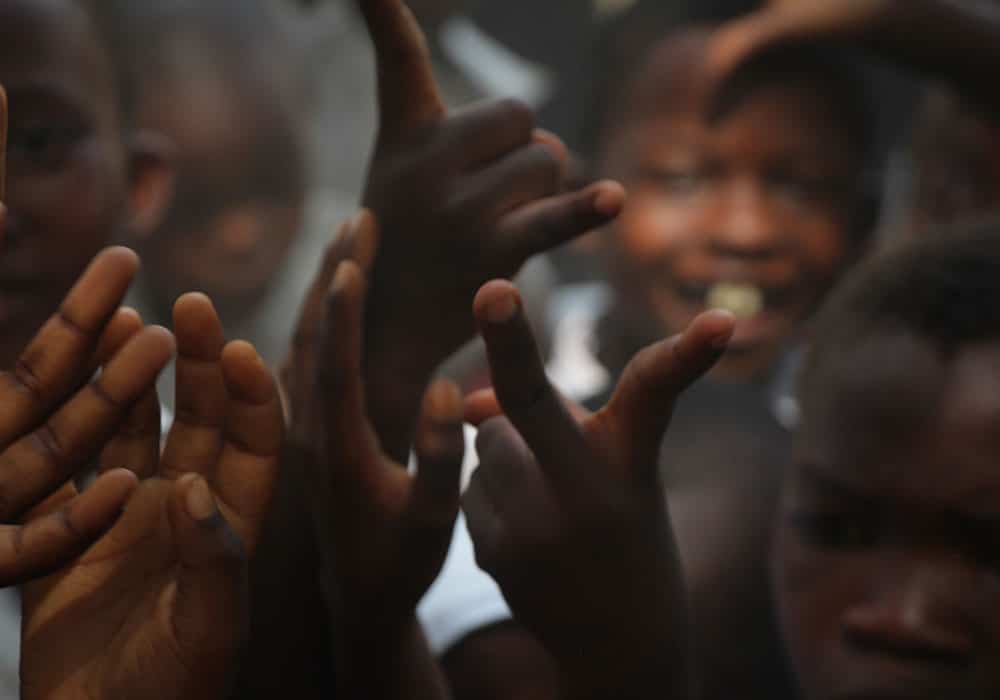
[222,340,276,403]
[590,180,627,217]
[178,473,218,523]
[98,245,141,275]
[473,280,521,326]
[463,388,501,426]
[424,379,465,423]
[173,291,215,313]
[532,129,569,165]
[695,309,737,348]
[330,259,364,297]
[101,467,141,491]
[146,324,178,353]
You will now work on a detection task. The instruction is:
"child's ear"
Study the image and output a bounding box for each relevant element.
[125,130,176,243]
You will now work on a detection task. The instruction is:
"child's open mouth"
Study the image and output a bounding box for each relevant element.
[673,278,801,317]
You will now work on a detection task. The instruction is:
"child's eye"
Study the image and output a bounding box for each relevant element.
[788,510,879,550]
[7,125,83,171]
[658,170,706,195]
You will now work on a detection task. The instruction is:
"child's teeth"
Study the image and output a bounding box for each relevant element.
[706,283,764,320]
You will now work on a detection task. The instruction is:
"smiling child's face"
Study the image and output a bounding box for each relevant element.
[603,54,863,381]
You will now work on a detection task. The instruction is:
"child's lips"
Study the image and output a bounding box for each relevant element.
[668,277,802,346]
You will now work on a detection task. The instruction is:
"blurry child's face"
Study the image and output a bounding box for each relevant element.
[777,333,1000,700]
[907,93,1000,239]
[0,0,130,366]
[605,81,860,380]
[0,0,169,369]
[136,70,305,313]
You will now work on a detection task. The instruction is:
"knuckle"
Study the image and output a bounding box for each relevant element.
[33,422,68,469]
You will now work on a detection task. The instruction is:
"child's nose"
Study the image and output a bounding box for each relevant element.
[217,208,263,256]
[841,562,977,666]
[708,182,786,261]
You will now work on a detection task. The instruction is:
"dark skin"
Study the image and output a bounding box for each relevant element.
[239,0,626,693]
[462,281,735,700]
[777,332,1000,700]
[905,90,1000,239]
[602,65,861,381]
[308,234,465,700]
[444,34,861,700]
[0,0,172,371]
[0,244,167,586]
[21,292,285,700]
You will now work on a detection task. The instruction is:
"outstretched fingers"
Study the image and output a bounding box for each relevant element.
[317,261,382,480]
[495,180,626,266]
[210,341,284,552]
[0,468,139,587]
[411,380,465,525]
[160,293,228,480]
[0,247,140,445]
[0,326,173,521]
[602,310,736,472]
[473,280,587,483]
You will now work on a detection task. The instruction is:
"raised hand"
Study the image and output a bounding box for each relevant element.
[463,280,735,700]
[306,247,464,698]
[705,0,887,90]
[705,0,1000,116]
[0,245,171,586]
[355,0,626,458]
[20,293,285,700]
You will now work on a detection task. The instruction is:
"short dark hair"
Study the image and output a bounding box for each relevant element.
[804,220,1000,400]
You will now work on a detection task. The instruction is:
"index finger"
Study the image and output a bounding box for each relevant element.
[473,280,588,482]
[358,0,445,137]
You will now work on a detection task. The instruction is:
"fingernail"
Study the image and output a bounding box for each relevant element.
[186,476,218,521]
[483,293,519,325]
[710,312,736,349]
[330,261,354,295]
[592,186,623,217]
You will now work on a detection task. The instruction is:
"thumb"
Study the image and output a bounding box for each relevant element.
[602,310,736,473]
[411,380,466,523]
[168,474,248,673]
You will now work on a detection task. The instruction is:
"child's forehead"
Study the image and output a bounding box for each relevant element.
[798,334,1000,508]
[0,0,114,100]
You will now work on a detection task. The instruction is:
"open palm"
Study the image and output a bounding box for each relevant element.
[20,293,285,700]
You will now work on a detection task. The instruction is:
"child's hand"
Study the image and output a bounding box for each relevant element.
[0,246,170,586]
[305,248,465,640]
[706,0,889,88]
[355,0,625,457]
[463,280,735,700]
[20,294,285,700]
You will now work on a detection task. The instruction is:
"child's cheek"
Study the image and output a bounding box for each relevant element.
[614,187,693,267]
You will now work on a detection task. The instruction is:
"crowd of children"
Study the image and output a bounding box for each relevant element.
[0,0,997,698]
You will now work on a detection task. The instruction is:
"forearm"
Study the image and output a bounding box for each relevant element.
[336,615,452,700]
